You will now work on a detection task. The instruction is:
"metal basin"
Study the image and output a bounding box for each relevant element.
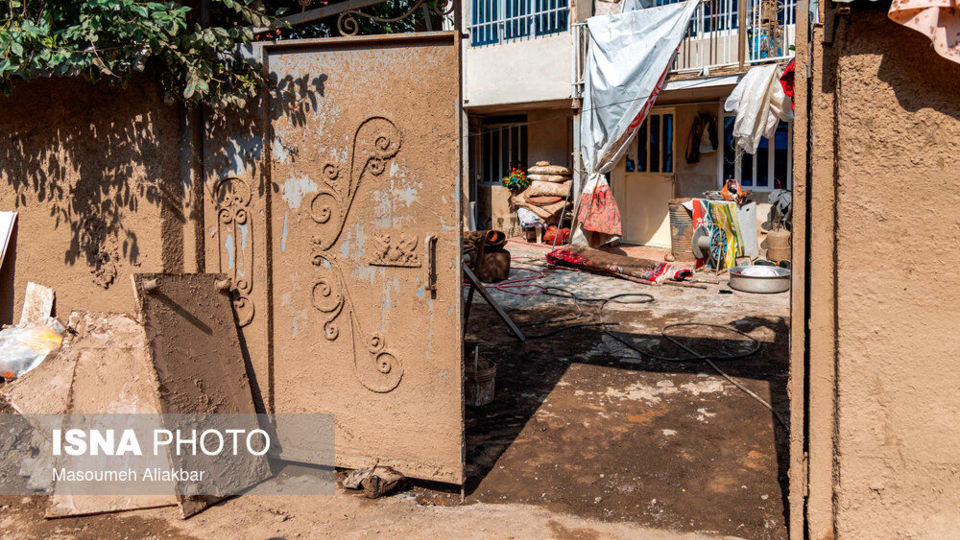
[728,265,791,294]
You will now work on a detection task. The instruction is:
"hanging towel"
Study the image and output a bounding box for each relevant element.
[685,112,718,163]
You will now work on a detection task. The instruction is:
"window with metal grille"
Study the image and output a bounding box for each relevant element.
[635,111,675,174]
[479,115,528,185]
[470,0,569,46]
[721,114,792,191]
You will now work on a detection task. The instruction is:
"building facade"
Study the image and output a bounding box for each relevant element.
[464,0,797,248]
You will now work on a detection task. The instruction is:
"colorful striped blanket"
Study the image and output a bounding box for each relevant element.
[689,199,744,270]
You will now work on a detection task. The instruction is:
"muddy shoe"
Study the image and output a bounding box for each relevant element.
[362,467,405,498]
[343,465,405,498]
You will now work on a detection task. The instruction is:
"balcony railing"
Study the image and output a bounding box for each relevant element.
[673,0,796,73]
[469,0,570,46]
[572,0,796,96]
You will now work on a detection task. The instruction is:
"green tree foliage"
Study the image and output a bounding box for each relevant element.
[0,0,283,109]
[0,0,448,109]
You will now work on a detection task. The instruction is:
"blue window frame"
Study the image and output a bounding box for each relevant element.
[470,0,569,46]
[722,115,791,191]
[472,0,499,46]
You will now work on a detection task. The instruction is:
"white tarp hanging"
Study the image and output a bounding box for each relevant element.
[619,0,655,13]
[723,64,793,155]
[573,0,700,246]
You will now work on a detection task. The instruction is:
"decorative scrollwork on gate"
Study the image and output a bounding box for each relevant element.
[334,0,456,36]
[308,116,402,250]
[213,176,255,327]
[310,238,346,341]
[307,117,405,393]
[310,251,403,393]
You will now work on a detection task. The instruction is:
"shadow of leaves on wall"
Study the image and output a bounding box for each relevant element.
[0,64,328,295]
[0,74,179,288]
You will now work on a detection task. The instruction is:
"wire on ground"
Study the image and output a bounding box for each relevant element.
[474,268,787,429]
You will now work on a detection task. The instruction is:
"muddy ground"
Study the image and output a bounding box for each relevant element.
[453,243,791,539]
[0,242,790,539]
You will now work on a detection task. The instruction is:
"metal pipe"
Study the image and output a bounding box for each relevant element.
[738,0,747,69]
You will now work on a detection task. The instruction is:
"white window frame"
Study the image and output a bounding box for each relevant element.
[717,107,792,192]
[479,117,528,187]
[631,108,677,176]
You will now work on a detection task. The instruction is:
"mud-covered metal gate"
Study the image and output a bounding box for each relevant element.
[203,32,464,484]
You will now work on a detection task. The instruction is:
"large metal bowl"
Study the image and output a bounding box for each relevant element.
[728,265,791,294]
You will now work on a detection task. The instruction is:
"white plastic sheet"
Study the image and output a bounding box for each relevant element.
[0,211,16,268]
[580,0,700,176]
[573,0,700,246]
[723,64,793,155]
[620,0,655,13]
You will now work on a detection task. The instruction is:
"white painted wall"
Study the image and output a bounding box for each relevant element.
[464,33,574,108]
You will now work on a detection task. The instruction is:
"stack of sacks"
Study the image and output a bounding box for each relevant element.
[510,161,573,222]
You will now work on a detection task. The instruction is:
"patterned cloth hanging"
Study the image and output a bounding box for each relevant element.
[576,178,623,237]
[889,0,960,65]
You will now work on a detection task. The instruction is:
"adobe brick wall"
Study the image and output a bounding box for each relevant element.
[804,7,960,538]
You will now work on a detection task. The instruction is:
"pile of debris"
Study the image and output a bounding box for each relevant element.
[510,162,573,228]
[0,282,63,382]
[0,275,270,519]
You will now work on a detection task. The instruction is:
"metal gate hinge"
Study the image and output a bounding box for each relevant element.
[425,235,438,293]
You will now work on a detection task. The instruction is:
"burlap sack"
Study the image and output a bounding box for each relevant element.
[526,173,571,183]
[525,180,571,198]
[530,200,569,219]
[527,195,564,206]
[528,163,572,175]
[511,193,568,220]
[476,250,510,283]
[462,230,511,283]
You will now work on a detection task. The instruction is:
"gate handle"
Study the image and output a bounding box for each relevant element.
[425,235,437,294]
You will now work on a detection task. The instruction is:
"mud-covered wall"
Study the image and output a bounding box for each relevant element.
[807,8,960,537]
[202,85,270,412]
[800,13,841,539]
[0,76,196,323]
[527,110,572,168]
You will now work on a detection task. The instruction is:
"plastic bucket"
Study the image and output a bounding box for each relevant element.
[465,364,496,407]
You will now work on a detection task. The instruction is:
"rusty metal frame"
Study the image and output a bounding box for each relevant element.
[257,29,461,51]
[258,0,461,36]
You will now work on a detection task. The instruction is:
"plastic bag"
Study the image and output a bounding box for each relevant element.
[0,323,64,379]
